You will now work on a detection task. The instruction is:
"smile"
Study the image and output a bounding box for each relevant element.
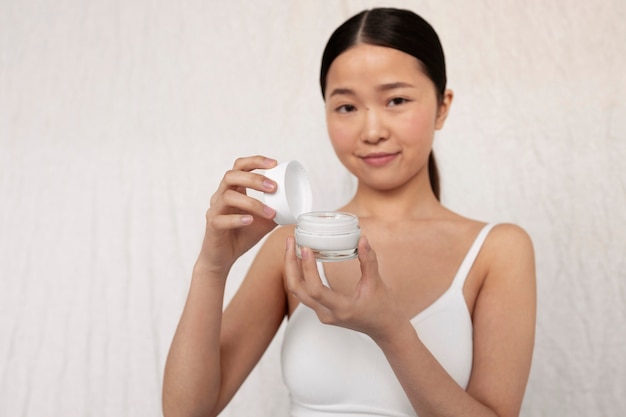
[359,152,400,167]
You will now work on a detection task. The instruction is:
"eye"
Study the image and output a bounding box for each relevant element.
[336,104,357,113]
[388,97,409,107]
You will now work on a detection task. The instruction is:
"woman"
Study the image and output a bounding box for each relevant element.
[163,8,536,417]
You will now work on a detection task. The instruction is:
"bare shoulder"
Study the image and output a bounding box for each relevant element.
[242,224,296,282]
[487,223,533,247]
[229,225,295,297]
[258,224,295,259]
[222,225,296,333]
[480,223,536,288]
[243,225,299,314]
[484,223,534,263]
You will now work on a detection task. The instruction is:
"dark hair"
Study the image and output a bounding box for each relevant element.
[320,8,446,200]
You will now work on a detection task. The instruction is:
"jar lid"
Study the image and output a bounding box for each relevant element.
[262,160,313,225]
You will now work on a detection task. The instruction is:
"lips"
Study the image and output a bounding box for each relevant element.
[360,152,400,167]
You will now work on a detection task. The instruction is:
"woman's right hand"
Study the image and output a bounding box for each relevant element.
[196,155,279,276]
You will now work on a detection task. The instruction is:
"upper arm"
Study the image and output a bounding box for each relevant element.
[467,223,536,417]
[214,227,291,413]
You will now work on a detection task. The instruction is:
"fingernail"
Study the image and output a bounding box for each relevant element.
[301,247,310,260]
[241,215,253,225]
[263,205,276,217]
[263,158,277,167]
[262,179,275,191]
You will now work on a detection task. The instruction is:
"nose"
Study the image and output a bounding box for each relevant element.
[361,107,388,144]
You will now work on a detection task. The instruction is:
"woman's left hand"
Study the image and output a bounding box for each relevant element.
[284,235,405,342]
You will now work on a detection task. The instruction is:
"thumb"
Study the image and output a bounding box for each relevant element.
[357,236,379,279]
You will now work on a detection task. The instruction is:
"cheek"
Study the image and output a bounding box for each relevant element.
[326,118,357,152]
[396,110,437,142]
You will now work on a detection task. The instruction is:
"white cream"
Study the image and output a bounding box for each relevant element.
[295,211,360,262]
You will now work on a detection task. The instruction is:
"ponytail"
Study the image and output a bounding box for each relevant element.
[428,151,440,201]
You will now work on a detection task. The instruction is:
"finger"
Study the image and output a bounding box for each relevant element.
[209,213,255,230]
[210,156,278,206]
[284,239,337,322]
[232,155,277,172]
[212,189,276,220]
[299,247,330,297]
[284,236,307,298]
[212,170,277,205]
[299,246,346,314]
[357,236,380,281]
[284,240,325,303]
[231,156,278,197]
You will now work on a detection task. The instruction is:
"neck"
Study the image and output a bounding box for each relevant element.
[344,180,442,221]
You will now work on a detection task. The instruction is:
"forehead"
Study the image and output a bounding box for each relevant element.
[325,44,428,88]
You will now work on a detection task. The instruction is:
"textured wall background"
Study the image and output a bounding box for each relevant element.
[1,0,624,416]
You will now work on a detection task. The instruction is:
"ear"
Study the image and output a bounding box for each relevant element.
[435,89,454,130]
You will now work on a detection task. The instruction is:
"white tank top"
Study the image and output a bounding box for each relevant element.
[281,223,496,417]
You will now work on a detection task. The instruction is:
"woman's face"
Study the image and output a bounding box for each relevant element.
[324,44,452,192]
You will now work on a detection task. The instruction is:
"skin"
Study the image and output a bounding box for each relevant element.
[162,44,536,417]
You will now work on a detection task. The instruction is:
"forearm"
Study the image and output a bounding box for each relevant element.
[163,263,229,417]
[375,324,498,417]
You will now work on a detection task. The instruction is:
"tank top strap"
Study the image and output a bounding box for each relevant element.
[450,223,497,290]
[317,224,496,290]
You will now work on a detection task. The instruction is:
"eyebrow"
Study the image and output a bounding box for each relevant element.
[328,81,416,98]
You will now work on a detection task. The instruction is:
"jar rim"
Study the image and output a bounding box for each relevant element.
[296,211,359,233]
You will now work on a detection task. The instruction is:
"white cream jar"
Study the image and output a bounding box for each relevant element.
[295,211,361,262]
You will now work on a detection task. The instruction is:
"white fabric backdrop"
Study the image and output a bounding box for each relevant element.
[1,0,624,416]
